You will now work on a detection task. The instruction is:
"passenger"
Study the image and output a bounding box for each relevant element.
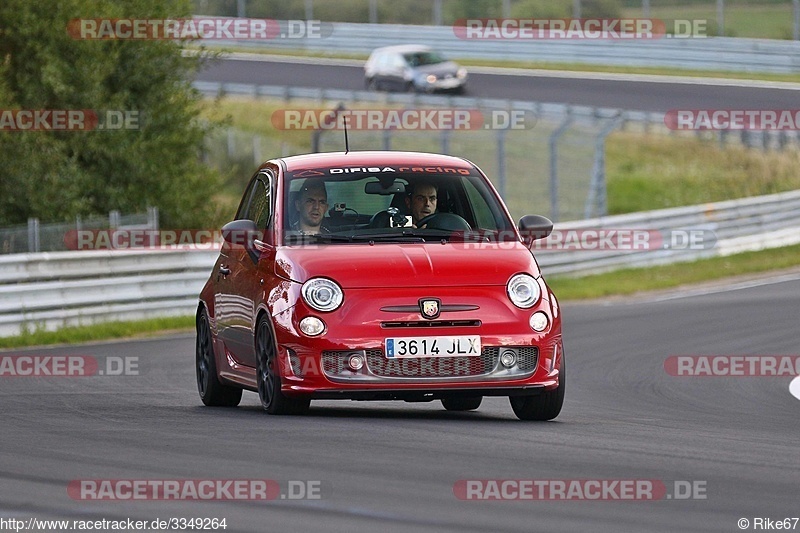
[292,179,329,235]
[406,182,438,227]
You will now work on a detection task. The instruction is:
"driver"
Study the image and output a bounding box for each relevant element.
[292,179,330,235]
[405,181,438,227]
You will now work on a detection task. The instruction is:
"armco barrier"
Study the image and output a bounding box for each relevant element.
[1,190,799,337]
[0,249,217,337]
[213,21,800,74]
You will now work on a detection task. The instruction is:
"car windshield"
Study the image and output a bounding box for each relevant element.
[283,167,516,245]
[403,51,447,67]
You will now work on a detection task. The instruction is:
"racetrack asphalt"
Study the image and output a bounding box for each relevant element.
[197,55,800,112]
[1,275,798,532]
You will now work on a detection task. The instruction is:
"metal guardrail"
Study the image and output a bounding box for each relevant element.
[0,249,217,337]
[0,209,159,255]
[1,190,799,337]
[216,22,800,74]
[538,189,800,275]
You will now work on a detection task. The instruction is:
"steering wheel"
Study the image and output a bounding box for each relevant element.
[415,213,471,231]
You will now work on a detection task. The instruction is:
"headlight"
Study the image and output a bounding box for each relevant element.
[301,278,343,312]
[529,311,549,332]
[426,74,437,84]
[507,273,541,309]
[299,316,326,336]
[457,67,468,79]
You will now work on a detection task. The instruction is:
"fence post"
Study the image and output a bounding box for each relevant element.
[369,0,378,24]
[440,129,450,154]
[27,218,40,253]
[496,128,507,200]
[227,129,235,158]
[147,206,160,231]
[549,111,574,222]
[585,115,622,219]
[383,128,392,150]
[109,210,121,229]
[794,0,800,41]
[253,134,262,165]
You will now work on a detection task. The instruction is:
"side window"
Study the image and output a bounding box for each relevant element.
[246,177,272,230]
[236,172,272,229]
[464,179,499,230]
[390,53,406,70]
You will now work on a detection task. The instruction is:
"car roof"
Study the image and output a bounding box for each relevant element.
[370,44,433,55]
[276,151,475,173]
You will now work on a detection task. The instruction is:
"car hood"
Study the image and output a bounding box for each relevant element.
[414,61,461,76]
[275,242,539,288]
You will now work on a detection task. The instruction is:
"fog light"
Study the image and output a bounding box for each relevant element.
[529,312,549,332]
[500,349,517,368]
[347,353,364,371]
[299,316,325,336]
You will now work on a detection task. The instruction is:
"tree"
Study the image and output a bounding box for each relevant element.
[0,0,221,227]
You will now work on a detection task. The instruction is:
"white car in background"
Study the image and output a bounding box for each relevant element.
[364,44,468,94]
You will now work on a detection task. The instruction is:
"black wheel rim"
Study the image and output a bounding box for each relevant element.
[196,315,211,397]
[257,322,276,408]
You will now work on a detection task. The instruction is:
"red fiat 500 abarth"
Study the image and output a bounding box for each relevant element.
[195,151,564,420]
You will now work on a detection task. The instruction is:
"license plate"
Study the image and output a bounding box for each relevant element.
[385,336,481,358]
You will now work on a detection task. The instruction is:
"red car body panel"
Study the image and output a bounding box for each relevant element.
[198,151,563,408]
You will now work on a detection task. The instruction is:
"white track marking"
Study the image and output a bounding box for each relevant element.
[790,376,800,402]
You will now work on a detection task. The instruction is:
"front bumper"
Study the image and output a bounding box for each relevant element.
[276,334,562,398]
[417,76,466,92]
[271,284,562,398]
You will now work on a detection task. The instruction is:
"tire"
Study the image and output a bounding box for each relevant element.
[196,310,242,407]
[441,396,482,411]
[256,317,310,415]
[509,356,565,421]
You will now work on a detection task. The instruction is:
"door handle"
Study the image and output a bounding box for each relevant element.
[219,266,231,276]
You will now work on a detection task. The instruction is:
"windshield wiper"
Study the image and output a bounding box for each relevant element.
[349,232,426,242]
[306,233,356,243]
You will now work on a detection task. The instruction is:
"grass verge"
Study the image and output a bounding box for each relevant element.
[0,316,195,350]
[202,98,800,217]
[547,243,800,300]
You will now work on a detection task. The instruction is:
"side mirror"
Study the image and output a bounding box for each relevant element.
[518,215,553,242]
[221,219,262,247]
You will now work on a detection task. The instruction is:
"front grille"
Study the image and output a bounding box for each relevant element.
[321,346,537,380]
[517,347,538,372]
[366,349,495,378]
[381,320,481,329]
[288,349,303,377]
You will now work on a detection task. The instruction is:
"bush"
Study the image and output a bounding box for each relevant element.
[0,0,223,228]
